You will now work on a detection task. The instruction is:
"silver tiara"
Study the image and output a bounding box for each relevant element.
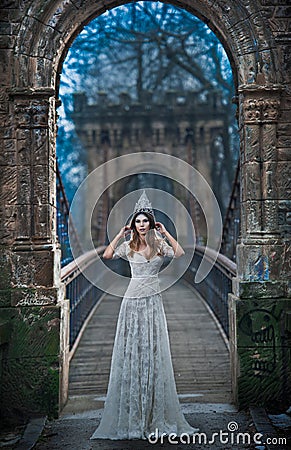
[133,190,154,216]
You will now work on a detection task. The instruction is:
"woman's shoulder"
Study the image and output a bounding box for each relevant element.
[122,240,131,250]
[157,238,175,257]
[113,240,129,258]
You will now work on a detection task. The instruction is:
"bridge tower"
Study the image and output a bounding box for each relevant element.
[71,89,228,245]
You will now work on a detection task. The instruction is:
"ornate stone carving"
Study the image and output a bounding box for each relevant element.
[244,124,260,162]
[0,89,8,113]
[0,138,16,166]
[0,205,17,242]
[278,200,291,237]
[277,163,291,199]
[261,0,288,4]
[262,200,278,232]
[16,129,31,165]
[262,98,281,120]
[33,128,49,165]
[262,162,278,199]
[14,101,31,128]
[14,100,49,129]
[244,97,280,123]
[17,166,30,205]
[244,98,261,122]
[262,124,277,161]
[243,161,261,201]
[243,199,262,233]
[278,123,291,147]
[0,167,17,206]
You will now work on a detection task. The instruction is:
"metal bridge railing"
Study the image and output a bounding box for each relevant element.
[221,161,240,262]
[61,248,129,351]
[61,248,105,350]
[61,244,236,351]
[59,240,237,352]
[56,161,83,267]
[183,245,236,338]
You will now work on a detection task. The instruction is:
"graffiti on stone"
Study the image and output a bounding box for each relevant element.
[239,308,278,376]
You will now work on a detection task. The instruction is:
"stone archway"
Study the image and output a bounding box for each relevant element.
[0,0,290,420]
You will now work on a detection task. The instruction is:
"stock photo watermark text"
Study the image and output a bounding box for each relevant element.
[148,421,287,446]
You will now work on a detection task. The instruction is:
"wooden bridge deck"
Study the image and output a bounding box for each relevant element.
[64,279,232,414]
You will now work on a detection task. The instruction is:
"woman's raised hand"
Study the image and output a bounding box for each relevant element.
[155,222,166,234]
[103,224,131,259]
[118,225,131,238]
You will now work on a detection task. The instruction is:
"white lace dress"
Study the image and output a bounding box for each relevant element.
[90,240,199,440]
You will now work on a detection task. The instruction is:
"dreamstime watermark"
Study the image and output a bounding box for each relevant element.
[68,152,223,294]
[147,421,287,446]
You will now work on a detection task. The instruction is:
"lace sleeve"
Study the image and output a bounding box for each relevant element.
[159,239,175,258]
[113,241,128,259]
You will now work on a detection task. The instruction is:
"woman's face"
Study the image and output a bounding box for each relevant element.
[134,213,151,236]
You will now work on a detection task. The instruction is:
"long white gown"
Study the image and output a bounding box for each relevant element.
[91,239,199,440]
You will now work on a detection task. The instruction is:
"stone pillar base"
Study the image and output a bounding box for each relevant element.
[0,284,69,424]
[0,242,70,423]
[229,292,291,410]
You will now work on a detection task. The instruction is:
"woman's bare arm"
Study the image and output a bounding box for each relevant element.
[103,226,130,259]
[155,222,185,258]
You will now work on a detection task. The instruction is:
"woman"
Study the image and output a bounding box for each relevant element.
[91,191,199,440]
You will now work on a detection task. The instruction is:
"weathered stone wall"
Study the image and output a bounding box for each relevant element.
[0,0,290,421]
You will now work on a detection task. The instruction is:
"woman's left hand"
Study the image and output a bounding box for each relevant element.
[155,222,167,234]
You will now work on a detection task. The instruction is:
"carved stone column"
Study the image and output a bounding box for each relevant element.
[229,84,291,408]
[0,88,69,422]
